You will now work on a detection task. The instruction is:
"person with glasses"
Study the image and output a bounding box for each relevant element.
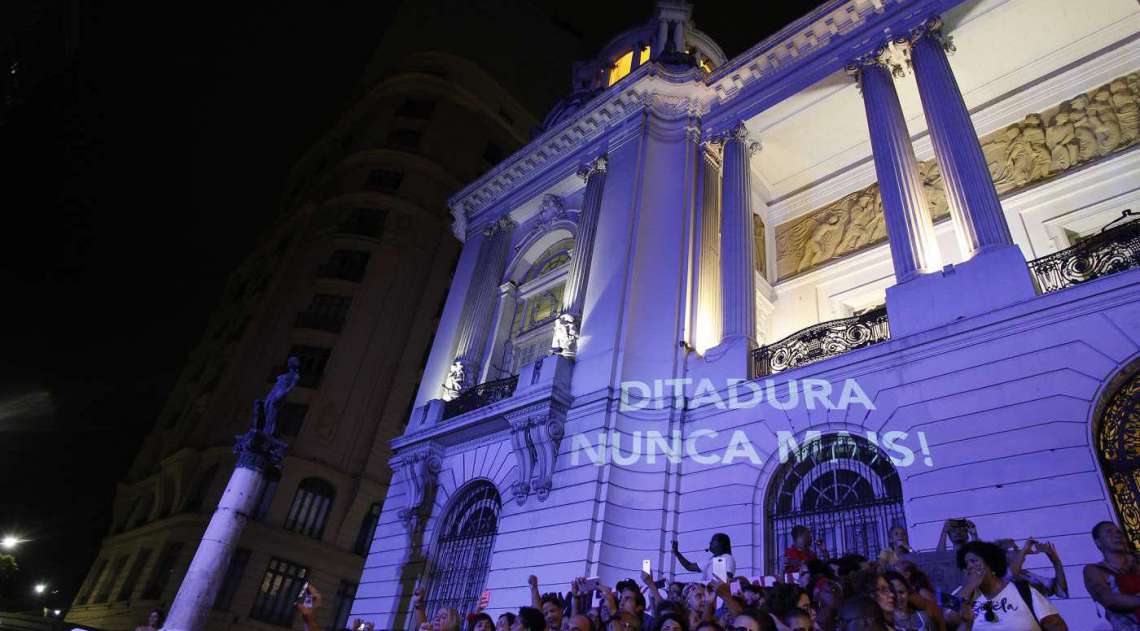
[845,570,897,631]
[957,541,1068,631]
[837,596,890,631]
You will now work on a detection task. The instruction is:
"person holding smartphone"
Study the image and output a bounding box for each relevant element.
[782,526,828,577]
[673,533,736,582]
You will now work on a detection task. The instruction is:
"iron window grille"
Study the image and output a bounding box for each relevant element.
[296,294,352,334]
[766,433,906,573]
[284,477,336,539]
[253,474,280,521]
[250,557,309,627]
[425,481,502,616]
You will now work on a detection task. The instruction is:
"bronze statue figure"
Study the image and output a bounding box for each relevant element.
[254,356,300,436]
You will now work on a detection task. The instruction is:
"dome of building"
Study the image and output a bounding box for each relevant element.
[540,0,726,131]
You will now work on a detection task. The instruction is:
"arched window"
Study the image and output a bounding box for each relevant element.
[498,238,573,377]
[425,481,502,615]
[1095,369,1140,549]
[284,477,336,539]
[765,433,905,571]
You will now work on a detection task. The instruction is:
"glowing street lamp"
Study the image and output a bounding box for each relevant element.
[1,535,20,550]
[34,583,47,594]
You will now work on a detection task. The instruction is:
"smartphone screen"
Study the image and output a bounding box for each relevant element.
[642,559,651,575]
[711,557,728,582]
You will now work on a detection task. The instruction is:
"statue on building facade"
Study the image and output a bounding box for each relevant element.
[253,356,300,437]
[442,360,466,401]
[551,313,578,357]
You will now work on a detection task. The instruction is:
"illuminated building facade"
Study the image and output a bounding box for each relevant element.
[354,1,1140,629]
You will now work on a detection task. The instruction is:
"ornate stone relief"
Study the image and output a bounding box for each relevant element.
[776,69,1140,279]
[504,398,567,505]
[390,444,443,530]
[516,194,570,251]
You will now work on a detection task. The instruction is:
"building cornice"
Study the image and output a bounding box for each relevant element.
[448,0,970,241]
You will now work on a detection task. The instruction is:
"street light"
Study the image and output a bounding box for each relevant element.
[1,535,20,550]
[34,583,47,594]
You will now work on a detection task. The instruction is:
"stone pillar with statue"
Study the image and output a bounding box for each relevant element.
[554,155,607,358]
[444,217,516,399]
[162,359,298,631]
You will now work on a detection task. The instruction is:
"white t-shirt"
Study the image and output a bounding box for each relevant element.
[968,581,1059,631]
[703,553,736,581]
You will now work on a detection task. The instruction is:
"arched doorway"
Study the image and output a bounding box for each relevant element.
[1096,369,1140,549]
[765,433,905,572]
[425,480,502,614]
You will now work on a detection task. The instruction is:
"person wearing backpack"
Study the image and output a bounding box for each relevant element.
[955,541,1068,631]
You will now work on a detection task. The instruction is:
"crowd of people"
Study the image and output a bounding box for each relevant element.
[335,518,1139,631]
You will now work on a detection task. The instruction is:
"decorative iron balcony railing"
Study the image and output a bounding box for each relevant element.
[442,375,519,420]
[1027,217,1140,294]
[752,306,890,378]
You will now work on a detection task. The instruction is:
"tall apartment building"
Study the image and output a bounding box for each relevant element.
[66,51,535,631]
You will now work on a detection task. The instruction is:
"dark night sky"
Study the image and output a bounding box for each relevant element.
[0,0,822,612]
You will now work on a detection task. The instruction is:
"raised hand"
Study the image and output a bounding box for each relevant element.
[528,575,539,589]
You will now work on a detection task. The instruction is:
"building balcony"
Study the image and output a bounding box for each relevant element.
[442,375,519,420]
[294,310,346,333]
[752,306,890,378]
[1027,214,1140,294]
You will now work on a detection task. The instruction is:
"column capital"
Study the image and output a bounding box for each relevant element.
[709,122,761,155]
[906,16,956,55]
[846,42,908,91]
[576,155,608,181]
[685,121,703,145]
[232,429,287,472]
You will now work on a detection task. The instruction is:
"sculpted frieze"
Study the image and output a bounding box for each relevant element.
[776,71,1139,279]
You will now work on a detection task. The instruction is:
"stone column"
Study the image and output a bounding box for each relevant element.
[908,18,1013,255]
[718,123,759,346]
[481,281,520,380]
[163,430,286,631]
[556,156,607,357]
[851,50,942,282]
[696,144,722,351]
[447,216,515,395]
[656,19,670,55]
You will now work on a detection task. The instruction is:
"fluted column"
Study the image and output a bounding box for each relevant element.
[696,144,722,351]
[719,123,759,346]
[908,18,1013,255]
[851,51,942,283]
[562,156,607,319]
[449,216,515,393]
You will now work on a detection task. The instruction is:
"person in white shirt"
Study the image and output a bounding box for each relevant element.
[672,533,736,582]
[955,541,1068,631]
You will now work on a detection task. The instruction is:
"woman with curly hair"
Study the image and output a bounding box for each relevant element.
[957,540,1068,631]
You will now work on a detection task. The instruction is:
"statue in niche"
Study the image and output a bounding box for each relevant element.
[551,313,578,356]
[254,356,300,436]
[442,360,465,401]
